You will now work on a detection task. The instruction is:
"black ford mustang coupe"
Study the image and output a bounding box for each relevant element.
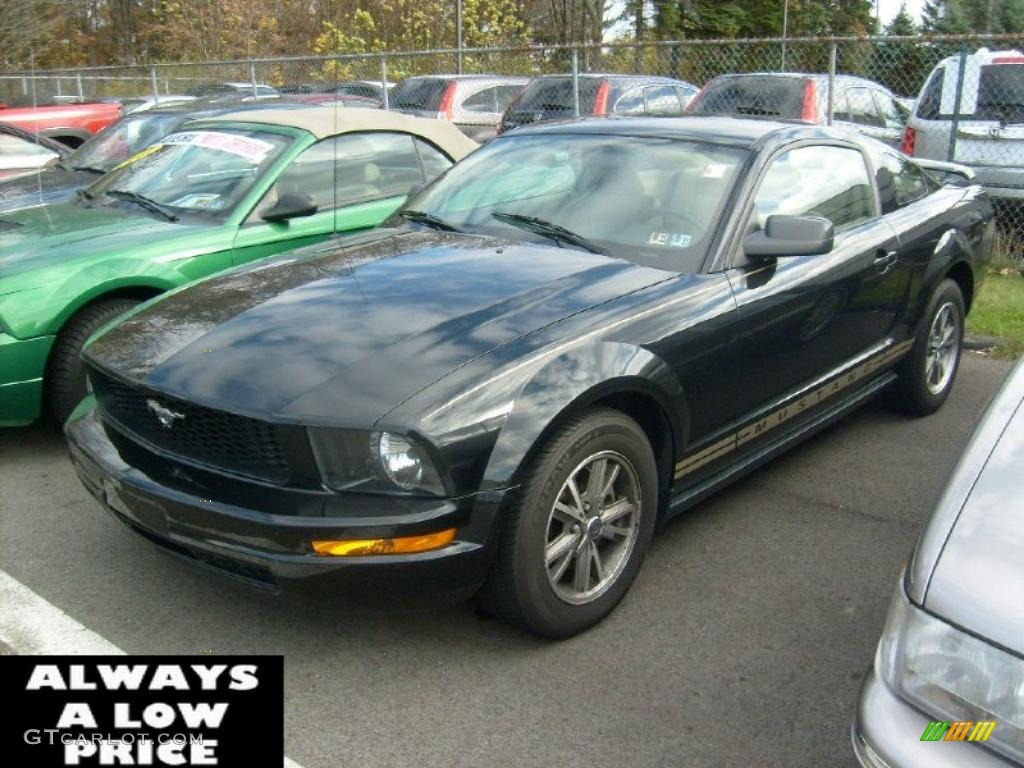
[67,116,993,638]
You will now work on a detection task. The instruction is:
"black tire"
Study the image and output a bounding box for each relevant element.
[481,407,659,639]
[46,298,139,424]
[886,278,964,416]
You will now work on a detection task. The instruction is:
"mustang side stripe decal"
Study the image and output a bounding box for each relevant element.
[674,339,915,480]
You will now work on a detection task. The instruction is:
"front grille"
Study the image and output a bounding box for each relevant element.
[90,368,290,483]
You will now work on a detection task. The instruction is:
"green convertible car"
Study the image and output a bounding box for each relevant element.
[0,107,477,425]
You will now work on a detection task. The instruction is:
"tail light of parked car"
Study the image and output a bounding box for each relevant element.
[592,80,611,116]
[902,126,916,155]
[801,80,819,122]
[437,81,457,120]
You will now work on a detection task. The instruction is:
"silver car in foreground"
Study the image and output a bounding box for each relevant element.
[853,360,1024,767]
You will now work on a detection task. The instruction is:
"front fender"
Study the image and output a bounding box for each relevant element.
[478,341,686,492]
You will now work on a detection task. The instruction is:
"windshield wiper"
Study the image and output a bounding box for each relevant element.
[70,164,107,174]
[106,189,179,222]
[400,209,461,233]
[492,212,603,254]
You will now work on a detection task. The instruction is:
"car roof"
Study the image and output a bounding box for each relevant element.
[507,114,816,148]
[400,74,527,81]
[708,71,887,89]
[530,73,690,83]
[187,106,479,150]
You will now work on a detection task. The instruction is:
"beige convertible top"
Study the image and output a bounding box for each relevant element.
[190,106,478,159]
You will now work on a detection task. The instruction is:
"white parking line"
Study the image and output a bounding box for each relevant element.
[0,567,307,768]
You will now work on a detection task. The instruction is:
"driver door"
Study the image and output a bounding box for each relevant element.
[722,142,907,461]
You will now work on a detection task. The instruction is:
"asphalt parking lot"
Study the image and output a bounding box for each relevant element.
[0,353,1013,768]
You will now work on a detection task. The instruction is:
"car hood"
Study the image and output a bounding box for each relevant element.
[924,393,1024,656]
[86,228,671,425]
[0,165,96,214]
[0,202,209,283]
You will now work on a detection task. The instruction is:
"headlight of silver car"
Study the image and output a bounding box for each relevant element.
[308,428,446,497]
[876,583,1024,762]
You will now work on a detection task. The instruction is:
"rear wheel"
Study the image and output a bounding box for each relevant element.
[481,408,658,638]
[46,298,139,424]
[887,278,964,416]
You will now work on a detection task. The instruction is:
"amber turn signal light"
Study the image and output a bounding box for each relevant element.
[312,528,456,556]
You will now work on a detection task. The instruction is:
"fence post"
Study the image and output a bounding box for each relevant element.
[948,48,968,162]
[827,42,837,126]
[250,60,258,98]
[150,66,160,104]
[21,76,27,96]
[571,46,580,118]
[56,77,63,98]
[76,72,83,101]
[381,54,389,110]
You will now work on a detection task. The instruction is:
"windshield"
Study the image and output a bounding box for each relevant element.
[690,75,808,118]
[976,63,1024,121]
[408,134,747,271]
[86,128,291,219]
[66,114,185,173]
[391,79,449,111]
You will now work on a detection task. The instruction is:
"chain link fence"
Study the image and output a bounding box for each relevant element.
[2,33,1024,244]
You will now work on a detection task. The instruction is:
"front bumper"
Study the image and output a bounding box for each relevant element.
[65,405,504,597]
[853,667,1013,768]
[0,332,54,426]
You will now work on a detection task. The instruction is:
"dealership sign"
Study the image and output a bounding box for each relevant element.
[2,656,283,766]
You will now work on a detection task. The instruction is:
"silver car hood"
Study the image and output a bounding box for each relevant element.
[920,365,1024,656]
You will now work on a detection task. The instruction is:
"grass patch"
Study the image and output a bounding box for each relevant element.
[967,271,1024,358]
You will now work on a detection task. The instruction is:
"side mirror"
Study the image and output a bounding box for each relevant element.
[743,214,834,258]
[403,182,426,205]
[260,192,318,223]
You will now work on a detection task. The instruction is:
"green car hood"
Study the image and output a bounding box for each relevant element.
[0,202,215,287]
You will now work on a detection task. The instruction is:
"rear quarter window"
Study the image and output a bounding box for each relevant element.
[916,67,944,119]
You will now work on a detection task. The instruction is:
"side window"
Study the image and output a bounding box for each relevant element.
[613,86,646,116]
[917,68,944,119]
[256,137,340,219]
[494,85,524,111]
[833,91,853,122]
[414,138,453,181]
[677,86,698,108]
[845,88,884,127]
[754,145,875,231]
[461,87,498,113]
[644,85,684,115]
[873,91,905,130]
[252,132,424,222]
[877,152,936,213]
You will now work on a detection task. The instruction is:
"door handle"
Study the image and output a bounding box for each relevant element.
[873,249,898,273]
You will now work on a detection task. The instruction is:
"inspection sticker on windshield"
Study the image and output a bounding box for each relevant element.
[648,232,691,247]
[161,131,274,162]
[701,163,728,179]
[168,193,225,210]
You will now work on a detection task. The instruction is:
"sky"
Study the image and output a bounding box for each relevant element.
[877,0,927,26]
[606,1,929,36]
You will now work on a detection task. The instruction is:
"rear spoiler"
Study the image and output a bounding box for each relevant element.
[916,158,976,186]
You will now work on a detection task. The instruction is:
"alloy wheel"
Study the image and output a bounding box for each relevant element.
[925,301,959,396]
[544,450,642,605]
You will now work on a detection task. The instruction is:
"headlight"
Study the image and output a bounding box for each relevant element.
[877,583,1024,762]
[308,428,446,497]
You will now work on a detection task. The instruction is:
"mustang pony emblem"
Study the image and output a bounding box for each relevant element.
[146,399,185,429]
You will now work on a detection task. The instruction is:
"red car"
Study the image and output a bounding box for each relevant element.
[0,101,122,148]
